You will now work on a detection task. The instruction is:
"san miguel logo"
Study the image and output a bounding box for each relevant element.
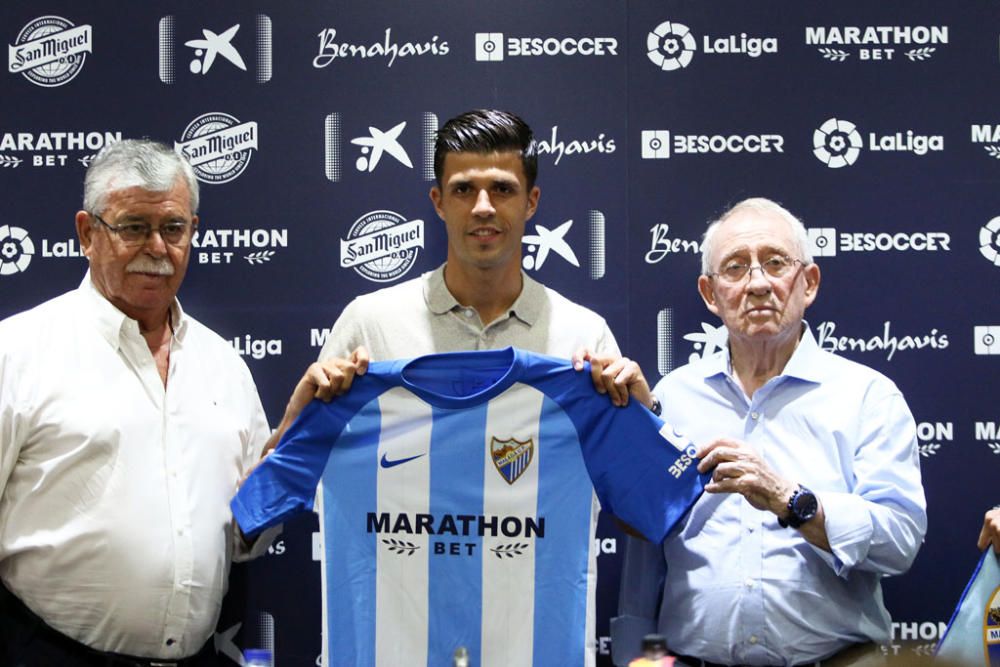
[8,16,93,87]
[175,112,258,184]
[340,209,424,283]
[491,437,533,484]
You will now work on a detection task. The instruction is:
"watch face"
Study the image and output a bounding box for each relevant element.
[794,488,818,519]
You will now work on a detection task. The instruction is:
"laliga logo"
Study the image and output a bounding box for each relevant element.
[8,16,92,87]
[646,22,696,70]
[981,217,1000,266]
[175,112,258,184]
[813,118,863,168]
[0,225,34,275]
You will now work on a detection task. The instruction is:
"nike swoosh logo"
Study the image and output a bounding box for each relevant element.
[380,453,426,469]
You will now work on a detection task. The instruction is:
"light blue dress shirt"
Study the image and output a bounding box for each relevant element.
[612,325,927,666]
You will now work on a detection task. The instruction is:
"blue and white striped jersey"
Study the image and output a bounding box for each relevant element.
[232,347,706,667]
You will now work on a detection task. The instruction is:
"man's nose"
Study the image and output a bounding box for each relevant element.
[471,189,495,217]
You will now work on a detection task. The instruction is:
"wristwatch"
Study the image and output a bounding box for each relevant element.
[778,484,818,528]
[649,395,662,416]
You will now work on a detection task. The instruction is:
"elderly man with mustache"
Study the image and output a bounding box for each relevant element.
[0,139,333,667]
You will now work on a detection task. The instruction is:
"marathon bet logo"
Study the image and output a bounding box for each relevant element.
[982,217,1000,266]
[806,227,950,256]
[474,32,618,61]
[641,129,784,159]
[158,15,272,84]
[0,130,121,169]
[314,27,448,68]
[972,125,1000,160]
[975,326,1000,355]
[646,20,777,71]
[813,117,943,168]
[536,126,616,165]
[521,211,605,280]
[324,112,438,182]
[8,16,92,87]
[175,112,258,184]
[340,210,424,283]
[976,420,1000,456]
[806,25,947,62]
[191,227,288,265]
[915,421,952,458]
[0,225,34,275]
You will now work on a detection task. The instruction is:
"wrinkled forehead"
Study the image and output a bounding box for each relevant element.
[713,209,798,261]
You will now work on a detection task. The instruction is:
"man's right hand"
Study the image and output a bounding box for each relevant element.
[978,507,1000,553]
[264,346,369,454]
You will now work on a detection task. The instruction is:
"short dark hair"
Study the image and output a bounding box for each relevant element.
[433,109,538,189]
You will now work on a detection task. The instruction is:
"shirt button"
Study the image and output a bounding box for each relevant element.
[750,411,760,420]
[166,638,175,646]
[464,309,474,318]
[749,635,758,645]
[744,578,755,588]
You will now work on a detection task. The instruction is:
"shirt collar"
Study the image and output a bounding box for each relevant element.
[700,320,826,385]
[78,271,187,348]
[423,262,543,326]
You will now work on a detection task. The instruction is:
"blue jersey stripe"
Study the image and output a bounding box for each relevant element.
[426,402,488,666]
[323,398,382,667]
[533,395,593,666]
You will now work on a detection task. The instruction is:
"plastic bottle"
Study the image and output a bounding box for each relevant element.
[627,634,674,666]
[244,648,273,667]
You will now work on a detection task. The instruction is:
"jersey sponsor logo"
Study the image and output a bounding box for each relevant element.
[366,512,545,538]
[806,25,947,63]
[8,16,92,87]
[0,130,122,170]
[339,209,424,283]
[475,33,618,61]
[0,225,34,276]
[158,15,272,84]
[324,112,437,183]
[313,27,449,69]
[646,20,777,71]
[491,436,534,484]
[175,112,258,184]
[379,452,426,469]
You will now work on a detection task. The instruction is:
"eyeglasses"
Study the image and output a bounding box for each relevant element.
[708,255,804,283]
[91,213,196,248]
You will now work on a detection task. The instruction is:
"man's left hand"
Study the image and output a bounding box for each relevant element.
[572,348,652,408]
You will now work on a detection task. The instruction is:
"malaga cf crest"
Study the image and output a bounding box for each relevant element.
[490,437,533,485]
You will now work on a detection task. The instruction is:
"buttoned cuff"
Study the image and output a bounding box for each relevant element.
[811,491,873,576]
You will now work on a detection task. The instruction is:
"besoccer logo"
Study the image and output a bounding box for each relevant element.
[647,21,696,70]
[981,217,1000,266]
[475,33,503,61]
[807,228,837,256]
[0,225,34,275]
[813,118,863,168]
[975,326,1000,355]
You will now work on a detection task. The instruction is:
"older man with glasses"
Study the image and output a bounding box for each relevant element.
[0,139,338,667]
[612,198,927,667]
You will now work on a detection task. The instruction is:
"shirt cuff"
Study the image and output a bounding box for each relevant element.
[813,491,873,576]
[610,614,656,667]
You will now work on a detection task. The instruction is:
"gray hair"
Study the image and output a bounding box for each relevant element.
[83,139,199,215]
[700,197,813,275]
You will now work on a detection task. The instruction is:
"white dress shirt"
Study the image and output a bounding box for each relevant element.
[613,325,927,666]
[0,276,271,659]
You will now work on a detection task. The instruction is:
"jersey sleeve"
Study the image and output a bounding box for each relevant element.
[547,366,708,543]
[230,372,388,536]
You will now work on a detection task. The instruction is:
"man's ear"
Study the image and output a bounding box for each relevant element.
[75,210,95,259]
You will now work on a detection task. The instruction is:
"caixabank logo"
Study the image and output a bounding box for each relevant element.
[813,117,943,168]
[158,15,272,84]
[324,112,437,183]
[806,25,948,62]
[8,16,92,87]
[0,130,121,170]
[175,112,258,184]
[806,227,950,256]
[474,32,618,61]
[641,129,784,159]
[646,20,777,71]
[522,211,606,280]
[340,210,425,283]
[0,225,34,276]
